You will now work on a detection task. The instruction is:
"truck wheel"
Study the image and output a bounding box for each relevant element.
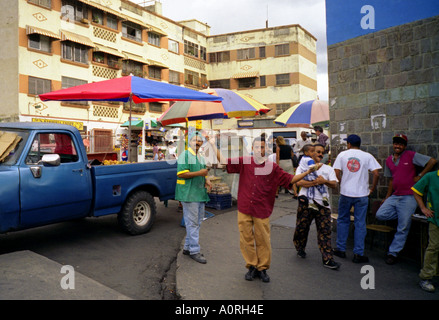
[118,190,156,235]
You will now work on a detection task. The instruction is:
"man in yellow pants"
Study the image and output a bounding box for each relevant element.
[207,134,320,282]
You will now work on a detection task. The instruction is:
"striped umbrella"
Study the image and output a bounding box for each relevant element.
[158,88,270,126]
[274,99,329,126]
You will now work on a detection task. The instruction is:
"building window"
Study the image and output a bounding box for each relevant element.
[92,9,103,24]
[237,48,255,60]
[200,74,208,88]
[276,73,290,85]
[122,22,142,42]
[62,77,88,105]
[123,102,146,113]
[28,34,51,53]
[184,40,198,58]
[259,47,266,58]
[200,46,207,61]
[260,75,266,87]
[209,79,230,89]
[28,76,51,95]
[185,70,199,86]
[149,102,163,113]
[107,56,121,69]
[275,43,290,56]
[238,78,256,88]
[209,51,230,63]
[168,39,179,54]
[276,103,290,115]
[169,70,180,84]
[148,32,161,47]
[107,14,118,30]
[28,0,51,9]
[62,42,88,64]
[61,0,85,22]
[122,60,144,77]
[148,66,161,80]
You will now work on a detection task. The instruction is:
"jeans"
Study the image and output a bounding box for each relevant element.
[336,195,369,255]
[182,202,205,255]
[376,195,417,256]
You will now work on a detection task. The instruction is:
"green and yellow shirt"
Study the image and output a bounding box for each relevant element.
[175,148,210,203]
[412,170,439,227]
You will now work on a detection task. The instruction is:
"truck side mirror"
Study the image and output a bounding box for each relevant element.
[41,154,61,166]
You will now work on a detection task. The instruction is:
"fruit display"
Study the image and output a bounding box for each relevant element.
[102,160,130,165]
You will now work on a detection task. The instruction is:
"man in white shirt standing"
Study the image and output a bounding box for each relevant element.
[294,131,312,160]
[333,134,382,263]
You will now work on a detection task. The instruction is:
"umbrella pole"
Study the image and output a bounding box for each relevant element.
[128,96,133,162]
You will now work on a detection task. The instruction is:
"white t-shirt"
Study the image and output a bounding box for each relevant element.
[333,148,382,197]
[296,163,338,208]
[294,138,312,155]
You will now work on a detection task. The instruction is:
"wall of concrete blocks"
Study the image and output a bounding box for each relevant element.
[327,15,439,209]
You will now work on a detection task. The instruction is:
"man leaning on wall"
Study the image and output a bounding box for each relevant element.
[376,134,437,265]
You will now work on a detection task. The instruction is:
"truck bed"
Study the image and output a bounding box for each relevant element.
[91,161,177,217]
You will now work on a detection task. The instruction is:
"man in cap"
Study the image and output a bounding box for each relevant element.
[333,134,382,263]
[376,134,437,265]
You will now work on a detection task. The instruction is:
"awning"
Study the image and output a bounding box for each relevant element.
[122,52,149,64]
[232,71,259,79]
[78,0,125,19]
[148,59,168,68]
[121,14,148,29]
[121,120,144,127]
[93,44,125,58]
[26,25,61,39]
[147,25,168,36]
[60,30,95,47]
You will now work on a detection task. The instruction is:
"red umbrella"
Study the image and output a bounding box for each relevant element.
[39,76,222,161]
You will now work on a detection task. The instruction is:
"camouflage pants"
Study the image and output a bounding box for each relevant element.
[293,202,334,262]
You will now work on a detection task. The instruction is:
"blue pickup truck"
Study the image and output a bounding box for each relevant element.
[0,122,177,235]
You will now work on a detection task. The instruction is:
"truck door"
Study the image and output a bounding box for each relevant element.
[19,131,93,227]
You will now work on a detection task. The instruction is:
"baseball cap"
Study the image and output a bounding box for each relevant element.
[393,134,408,145]
[344,134,361,145]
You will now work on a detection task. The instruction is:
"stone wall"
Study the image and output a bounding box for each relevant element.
[328,15,439,208]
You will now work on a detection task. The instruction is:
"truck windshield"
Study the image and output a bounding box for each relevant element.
[0,129,30,165]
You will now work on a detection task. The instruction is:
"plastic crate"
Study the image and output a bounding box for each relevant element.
[206,193,232,210]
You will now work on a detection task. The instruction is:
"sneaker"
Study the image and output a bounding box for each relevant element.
[352,254,369,263]
[245,266,259,281]
[419,279,435,292]
[259,270,270,283]
[333,249,346,258]
[190,253,207,264]
[323,259,340,270]
[385,254,397,265]
[183,249,190,255]
[297,249,307,258]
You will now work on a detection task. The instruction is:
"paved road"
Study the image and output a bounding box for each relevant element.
[0,199,185,300]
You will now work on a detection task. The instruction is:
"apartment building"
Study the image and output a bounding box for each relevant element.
[0,0,317,152]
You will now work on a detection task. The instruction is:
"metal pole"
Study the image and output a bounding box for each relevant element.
[128,95,133,162]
